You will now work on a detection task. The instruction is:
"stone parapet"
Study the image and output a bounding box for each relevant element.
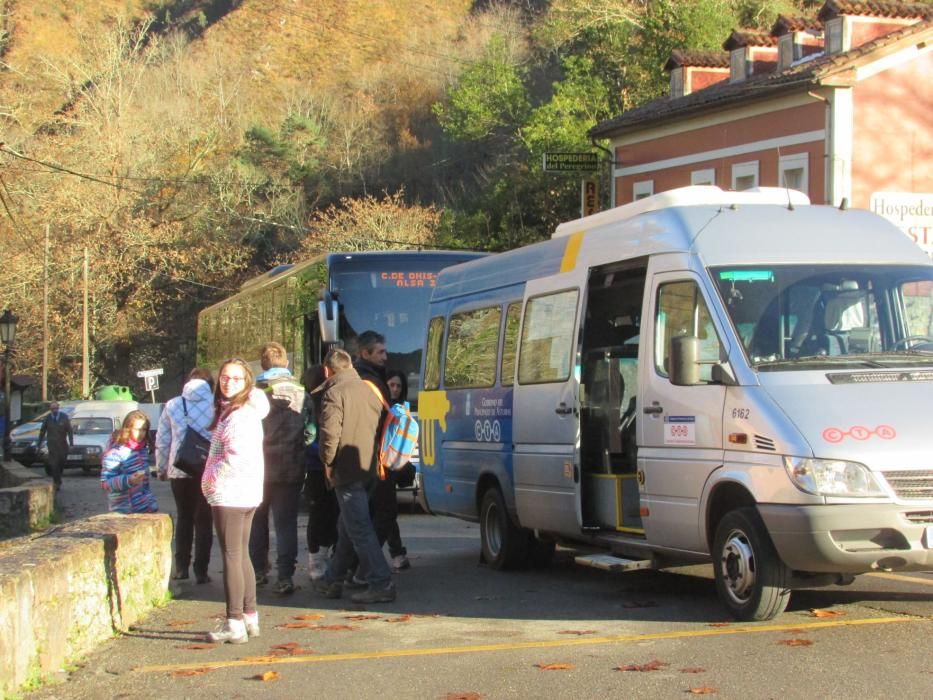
[0,512,172,694]
[0,461,54,538]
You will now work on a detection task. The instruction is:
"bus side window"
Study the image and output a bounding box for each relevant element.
[655,281,722,382]
[424,316,445,390]
[444,306,501,388]
[518,290,579,384]
[500,302,521,387]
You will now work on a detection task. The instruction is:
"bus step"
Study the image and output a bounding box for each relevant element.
[574,554,653,572]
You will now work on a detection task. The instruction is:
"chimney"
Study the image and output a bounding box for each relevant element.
[664,50,730,98]
[723,31,779,82]
[818,0,931,55]
[770,15,824,70]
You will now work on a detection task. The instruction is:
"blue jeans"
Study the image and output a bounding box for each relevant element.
[326,480,392,589]
[249,481,301,579]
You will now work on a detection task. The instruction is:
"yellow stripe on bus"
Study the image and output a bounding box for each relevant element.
[560,231,584,273]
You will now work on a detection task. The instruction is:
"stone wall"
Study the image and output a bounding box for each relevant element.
[0,461,54,538]
[0,512,173,694]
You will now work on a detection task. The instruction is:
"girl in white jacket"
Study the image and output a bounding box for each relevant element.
[201,359,269,644]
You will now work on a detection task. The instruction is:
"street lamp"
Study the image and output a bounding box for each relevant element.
[0,309,18,461]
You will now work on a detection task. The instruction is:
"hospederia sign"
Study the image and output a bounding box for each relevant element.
[870,192,933,255]
[543,152,599,172]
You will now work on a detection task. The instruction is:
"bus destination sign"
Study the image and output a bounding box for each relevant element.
[543,152,599,172]
[379,271,438,288]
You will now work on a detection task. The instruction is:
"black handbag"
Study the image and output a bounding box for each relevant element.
[173,398,210,477]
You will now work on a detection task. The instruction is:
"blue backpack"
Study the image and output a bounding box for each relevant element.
[365,382,420,480]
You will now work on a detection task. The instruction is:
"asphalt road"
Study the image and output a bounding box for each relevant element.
[25,468,933,699]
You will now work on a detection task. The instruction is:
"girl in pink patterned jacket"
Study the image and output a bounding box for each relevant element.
[201,358,269,644]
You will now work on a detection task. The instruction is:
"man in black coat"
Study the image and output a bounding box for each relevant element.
[38,402,73,490]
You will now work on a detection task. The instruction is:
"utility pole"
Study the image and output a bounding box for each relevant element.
[82,246,89,399]
[42,224,49,401]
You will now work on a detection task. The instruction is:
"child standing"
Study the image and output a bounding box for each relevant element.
[101,410,158,514]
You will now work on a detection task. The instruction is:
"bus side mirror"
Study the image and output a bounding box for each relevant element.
[670,336,700,386]
[317,298,339,344]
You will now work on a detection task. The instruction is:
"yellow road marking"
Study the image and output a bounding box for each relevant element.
[867,572,933,587]
[133,616,916,674]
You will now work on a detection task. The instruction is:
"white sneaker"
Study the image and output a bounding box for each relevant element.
[208,618,248,644]
[244,612,260,638]
[391,554,411,571]
[308,551,329,581]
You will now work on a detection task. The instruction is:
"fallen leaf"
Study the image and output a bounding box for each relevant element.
[385,615,412,623]
[535,663,574,670]
[809,609,844,618]
[314,624,359,631]
[616,660,669,672]
[345,614,382,621]
[175,643,215,650]
[169,668,211,677]
[167,620,196,628]
[446,693,481,700]
[270,643,315,656]
[778,639,813,647]
[277,622,319,629]
[622,600,658,609]
[251,671,280,682]
[707,622,730,628]
[293,613,325,621]
[680,668,707,674]
[687,687,718,695]
[558,630,596,636]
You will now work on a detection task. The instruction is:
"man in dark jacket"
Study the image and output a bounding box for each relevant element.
[38,402,73,490]
[249,342,310,594]
[313,347,396,604]
[353,330,411,571]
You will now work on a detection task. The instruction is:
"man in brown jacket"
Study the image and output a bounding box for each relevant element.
[313,347,396,604]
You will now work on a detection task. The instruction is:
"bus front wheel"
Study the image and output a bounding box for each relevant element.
[480,488,526,570]
[712,507,791,621]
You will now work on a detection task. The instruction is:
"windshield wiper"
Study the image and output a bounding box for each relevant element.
[755,355,887,370]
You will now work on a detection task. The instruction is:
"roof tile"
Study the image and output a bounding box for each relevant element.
[818,1,933,22]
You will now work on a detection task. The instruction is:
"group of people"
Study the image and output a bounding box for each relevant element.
[92,331,410,644]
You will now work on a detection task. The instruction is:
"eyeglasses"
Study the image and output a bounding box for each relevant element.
[219,375,246,384]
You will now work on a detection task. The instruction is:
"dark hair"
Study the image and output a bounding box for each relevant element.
[187,367,214,389]
[386,369,408,404]
[355,330,386,354]
[111,410,150,448]
[260,341,288,370]
[324,348,352,373]
[210,358,255,429]
[301,364,326,394]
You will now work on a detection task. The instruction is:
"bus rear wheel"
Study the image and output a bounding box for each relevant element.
[480,488,526,570]
[713,507,791,621]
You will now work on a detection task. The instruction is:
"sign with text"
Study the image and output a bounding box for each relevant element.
[581,179,599,217]
[870,191,933,256]
[136,368,164,378]
[543,152,599,172]
[144,375,159,392]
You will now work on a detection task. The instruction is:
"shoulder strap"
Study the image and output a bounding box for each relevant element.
[363,380,390,411]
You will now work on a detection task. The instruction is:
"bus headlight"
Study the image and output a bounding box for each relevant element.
[783,457,885,497]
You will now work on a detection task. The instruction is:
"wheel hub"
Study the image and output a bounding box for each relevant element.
[720,529,756,602]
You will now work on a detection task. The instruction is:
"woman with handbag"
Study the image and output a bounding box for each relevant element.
[202,358,269,644]
[156,368,215,583]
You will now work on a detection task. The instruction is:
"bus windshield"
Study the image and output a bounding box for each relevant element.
[331,256,457,407]
[711,264,933,370]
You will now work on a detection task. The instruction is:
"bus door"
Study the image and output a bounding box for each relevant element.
[512,278,581,534]
[639,270,727,551]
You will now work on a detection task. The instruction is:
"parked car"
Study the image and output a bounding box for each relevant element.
[9,402,79,467]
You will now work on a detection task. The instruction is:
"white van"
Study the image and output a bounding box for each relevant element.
[418,186,933,620]
[64,400,140,473]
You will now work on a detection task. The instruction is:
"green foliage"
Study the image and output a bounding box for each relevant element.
[433,35,531,143]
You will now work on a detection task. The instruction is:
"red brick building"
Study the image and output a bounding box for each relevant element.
[589,1,932,248]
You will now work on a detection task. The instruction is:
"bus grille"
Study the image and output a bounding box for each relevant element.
[882,471,933,501]
[754,435,776,451]
[903,511,933,524]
